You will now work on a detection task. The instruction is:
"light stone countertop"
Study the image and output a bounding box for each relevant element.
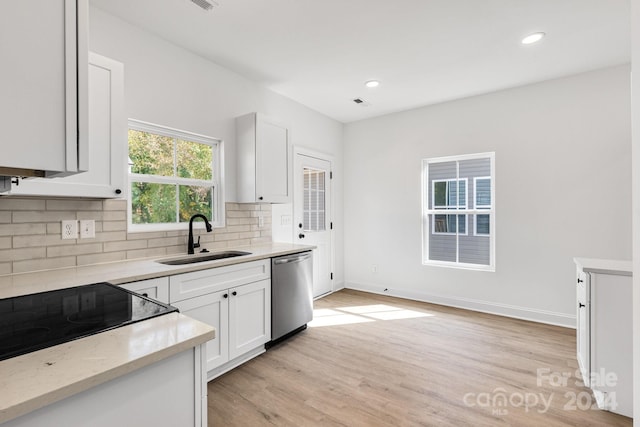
[0,242,315,299]
[0,241,313,424]
[0,312,215,424]
[573,257,633,277]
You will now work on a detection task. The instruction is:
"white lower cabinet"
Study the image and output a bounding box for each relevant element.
[120,277,169,303]
[4,345,207,427]
[169,260,271,379]
[228,279,271,360]
[173,290,229,371]
[574,259,633,418]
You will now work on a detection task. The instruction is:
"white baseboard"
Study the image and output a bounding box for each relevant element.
[344,282,576,329]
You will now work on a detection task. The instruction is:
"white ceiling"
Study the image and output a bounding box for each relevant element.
[90,0,630,123]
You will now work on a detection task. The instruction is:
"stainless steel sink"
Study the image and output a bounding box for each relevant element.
[156,250,251,265]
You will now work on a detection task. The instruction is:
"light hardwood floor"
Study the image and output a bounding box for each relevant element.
[207,289,632,426]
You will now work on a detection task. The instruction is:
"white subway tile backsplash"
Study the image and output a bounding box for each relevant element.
[0,199,46,211]
[47,243,103,258]
[103,240,147,252]
[0,212,11,223]
[0,262,11,275]
[102,221,127,232]
[0,199,271,276]
[13,257,77,274]
[0,224,46,237]
[0,237,10,249]
[47,199,103,211]
[77,251,126,266]
[12,211,77,223]
[0,247,46,262]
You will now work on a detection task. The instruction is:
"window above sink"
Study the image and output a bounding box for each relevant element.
[127,119,225,232]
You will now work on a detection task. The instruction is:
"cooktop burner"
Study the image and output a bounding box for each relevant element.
[0,282,178,362]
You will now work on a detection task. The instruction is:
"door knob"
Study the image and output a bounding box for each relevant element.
[298,233,305,239]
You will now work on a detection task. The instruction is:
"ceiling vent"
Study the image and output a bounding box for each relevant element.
[190,0,218,11]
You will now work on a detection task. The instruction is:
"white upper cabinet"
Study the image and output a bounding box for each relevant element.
[236,113,291,203]
[0,0,88,180]
[9,53,126,198]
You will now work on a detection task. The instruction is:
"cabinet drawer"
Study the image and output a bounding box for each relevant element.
[169,259,270,303]
[120,277,170,304]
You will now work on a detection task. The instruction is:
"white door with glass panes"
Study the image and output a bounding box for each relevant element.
[294,153,332,297]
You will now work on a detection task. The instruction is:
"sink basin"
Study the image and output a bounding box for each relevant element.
[156,251,251,265]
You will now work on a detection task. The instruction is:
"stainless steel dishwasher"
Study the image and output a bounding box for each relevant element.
[268,251,313,347]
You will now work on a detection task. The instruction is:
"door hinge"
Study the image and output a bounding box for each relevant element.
[330,171,333,179]
[330,272,334,280]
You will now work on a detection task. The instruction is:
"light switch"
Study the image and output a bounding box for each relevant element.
[80,220,95,239]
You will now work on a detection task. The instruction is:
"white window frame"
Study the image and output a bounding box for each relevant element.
[473,176,491,236]
[127,119,225,232]
[431,178,468,236]
[422,152,495,271]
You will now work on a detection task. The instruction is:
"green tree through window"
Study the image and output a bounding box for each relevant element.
[128,121,222,230]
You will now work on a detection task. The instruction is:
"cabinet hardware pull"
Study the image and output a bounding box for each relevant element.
[223,293,228,298]
[115,188,122,195]
[577,278,584,283]
[298,233,305,239]
[578,303,585,308]
[141,293,148,297]
[258,196,263,201]
[232,291,237,296]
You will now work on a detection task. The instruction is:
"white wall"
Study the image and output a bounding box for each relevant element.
[631,0,640,423]
[88,7,344,285]
[344,65,631,326]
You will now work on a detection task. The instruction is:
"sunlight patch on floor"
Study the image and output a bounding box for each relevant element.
[309,304,434,327]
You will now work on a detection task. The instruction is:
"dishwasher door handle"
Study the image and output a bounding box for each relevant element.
[273,253,312,265]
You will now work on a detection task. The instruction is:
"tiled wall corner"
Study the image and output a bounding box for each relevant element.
[0,198,272,275]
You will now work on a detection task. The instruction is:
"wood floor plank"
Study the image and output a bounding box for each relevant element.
[208,289,632,426]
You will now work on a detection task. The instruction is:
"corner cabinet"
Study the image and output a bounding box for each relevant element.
[9,53,126,198]
[574,258,633,418]
[236,113,291,203]
[0,0,88,180]
[120,277,170,304]
[169,260,271,379]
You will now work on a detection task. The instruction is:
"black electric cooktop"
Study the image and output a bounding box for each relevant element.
[0,282,178,362]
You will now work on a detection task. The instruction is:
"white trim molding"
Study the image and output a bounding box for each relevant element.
[345,282,575,328]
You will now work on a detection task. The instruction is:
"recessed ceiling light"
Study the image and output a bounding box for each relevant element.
[365,80,380,88]
[521,32,545,45]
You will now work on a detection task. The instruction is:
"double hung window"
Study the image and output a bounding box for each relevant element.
[127,119,224,231]
[422,152,495,271]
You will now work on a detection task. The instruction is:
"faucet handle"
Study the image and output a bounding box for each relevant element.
[194,236,201,249]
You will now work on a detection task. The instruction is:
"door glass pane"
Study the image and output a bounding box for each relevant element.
[303,168,326,232]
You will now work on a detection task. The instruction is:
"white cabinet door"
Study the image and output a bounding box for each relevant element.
[9,52,125,198]
[236,113,291,203]
[0,0,88,178]
[120,277,169,303]
[228,279,271,360]
[173,291,230,371]
[576,270,590,385]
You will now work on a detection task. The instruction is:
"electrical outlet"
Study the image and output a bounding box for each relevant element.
[80,220,95,239]
[258,214,264,228]
[372,264,378,274]
[61,220,78,240]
